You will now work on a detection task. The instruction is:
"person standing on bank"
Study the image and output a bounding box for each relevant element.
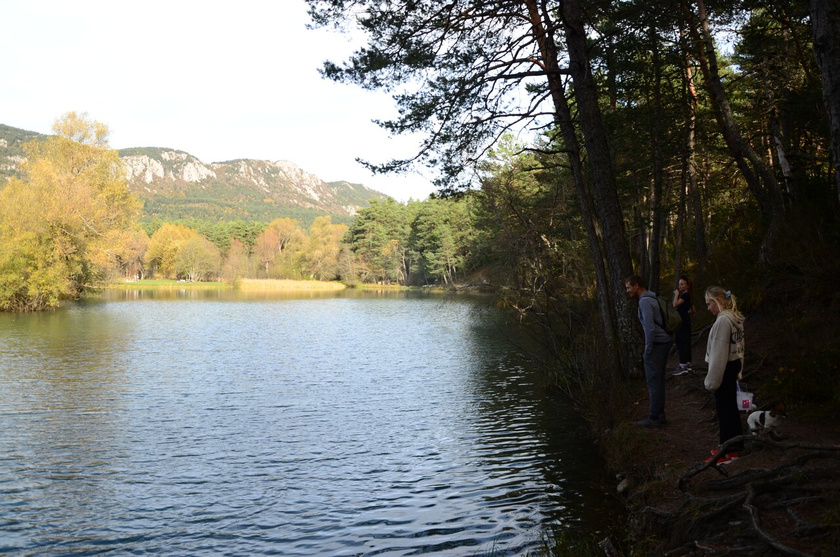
[703,286,746,464]
[672,275,695,376]
[626,275,673,428]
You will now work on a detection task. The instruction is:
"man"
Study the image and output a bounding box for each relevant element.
[626,275,673,427]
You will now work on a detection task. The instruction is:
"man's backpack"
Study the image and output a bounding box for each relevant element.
[656,295,683,334]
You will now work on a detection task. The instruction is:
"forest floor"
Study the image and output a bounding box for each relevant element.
[614,303,840,556]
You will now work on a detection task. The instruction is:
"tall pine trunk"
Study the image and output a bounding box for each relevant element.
[810,0,840,202]
[561,0,639,376]
[524,0,622,374]
[685,0,786,266]
[648,27,665,294]
[680,27,706,283]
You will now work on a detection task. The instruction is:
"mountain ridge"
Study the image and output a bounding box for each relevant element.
[0,123,386,224]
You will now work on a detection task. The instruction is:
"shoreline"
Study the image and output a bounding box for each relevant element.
[108,278,350,292]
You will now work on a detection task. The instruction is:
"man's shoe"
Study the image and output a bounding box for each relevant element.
[672,364,689,376]
[635,416,663,428]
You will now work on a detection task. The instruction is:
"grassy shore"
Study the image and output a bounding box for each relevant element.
[350,283,408,291]
[108,279,228,289]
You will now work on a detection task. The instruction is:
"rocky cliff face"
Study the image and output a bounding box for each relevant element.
[122,150,217,186]
[119,147,380,217]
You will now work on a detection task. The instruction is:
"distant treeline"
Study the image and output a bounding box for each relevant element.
[119,196,482,288]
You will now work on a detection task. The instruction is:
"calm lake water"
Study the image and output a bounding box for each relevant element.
[0,289,621,556]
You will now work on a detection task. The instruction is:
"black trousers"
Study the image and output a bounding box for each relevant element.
[714,359,744,450]
[675,316,692,363]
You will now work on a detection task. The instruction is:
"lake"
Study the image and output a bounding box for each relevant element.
[0,289,622,555]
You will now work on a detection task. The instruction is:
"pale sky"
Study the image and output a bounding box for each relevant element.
[0,0,437,202]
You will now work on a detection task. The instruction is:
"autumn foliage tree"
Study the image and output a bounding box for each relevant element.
[144,223,200,279]
[304,216,348,280]
[253,217,306,277]
[176,235,221,282]
[0,112,140,311]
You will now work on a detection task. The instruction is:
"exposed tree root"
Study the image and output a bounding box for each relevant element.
[632,435,840,555]
[744,482,813,556]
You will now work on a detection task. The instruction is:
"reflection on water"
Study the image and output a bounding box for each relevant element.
[0,292,621,555]
[99,286,432,302]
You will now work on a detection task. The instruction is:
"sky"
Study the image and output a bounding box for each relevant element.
[0,0,437,202]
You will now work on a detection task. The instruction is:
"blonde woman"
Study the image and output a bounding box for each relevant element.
[704,286,746,464]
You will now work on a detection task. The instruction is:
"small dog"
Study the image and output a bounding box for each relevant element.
[747,403,788,436]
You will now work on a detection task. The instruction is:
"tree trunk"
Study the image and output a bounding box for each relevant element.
[681,27,706,283]
[769,98,798,203]
[810,0,840,202]
[648,26,664,294]
[524,0,622,374]
[636,205,648,282]
[561,0,639,376]
[675,174,686,287]
[685,0,786,266]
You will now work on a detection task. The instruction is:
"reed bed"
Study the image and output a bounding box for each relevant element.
[237,279,346,291]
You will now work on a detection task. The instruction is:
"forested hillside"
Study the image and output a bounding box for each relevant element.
[0,125,386,226]
[118,146,385,224]
[0,124,46,181]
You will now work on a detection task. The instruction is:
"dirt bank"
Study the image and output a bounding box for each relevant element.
[609,304,840,556]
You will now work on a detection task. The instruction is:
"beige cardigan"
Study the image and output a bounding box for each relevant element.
[704,311,745,391]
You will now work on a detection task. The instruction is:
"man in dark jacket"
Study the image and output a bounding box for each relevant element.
[626,275,672,427]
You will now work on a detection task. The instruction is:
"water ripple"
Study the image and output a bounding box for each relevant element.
[0,294,621,555]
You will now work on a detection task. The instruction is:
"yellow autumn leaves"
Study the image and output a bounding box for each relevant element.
[0,112,141,311]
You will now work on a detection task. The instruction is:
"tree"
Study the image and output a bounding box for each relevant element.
[253,217,306,277]
[474,138,601,379]
[809,0,840,199]
[145,223,199,278]
[108,227,150,280]
[308,0,839,378]
[221,238,250,285]
[0,112,140,311]
[254,226,281,276]
[683,0,786,266]
[409,198,475,285]
[343,198,411,283]
[304,216,347,280]
[176,235,221,282]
